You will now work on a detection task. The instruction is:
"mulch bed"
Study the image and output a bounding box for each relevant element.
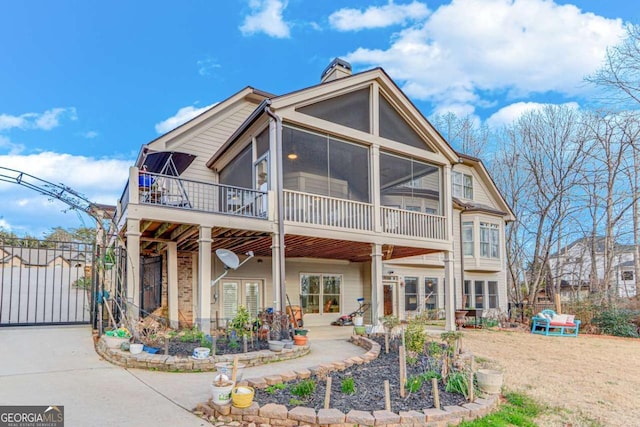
[161,337,271,356]
[254,335,466,413]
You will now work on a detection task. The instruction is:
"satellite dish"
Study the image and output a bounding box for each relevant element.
[216,249,240,270]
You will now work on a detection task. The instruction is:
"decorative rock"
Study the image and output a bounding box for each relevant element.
[346,409,375,426]
[317,408,345,425]
[372,410,400,425]
[288,406,317,424]
[259,403,288,419]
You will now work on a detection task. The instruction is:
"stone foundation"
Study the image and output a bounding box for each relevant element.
[194,336,501,426]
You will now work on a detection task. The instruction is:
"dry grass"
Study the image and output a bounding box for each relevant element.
[458,329,640,426]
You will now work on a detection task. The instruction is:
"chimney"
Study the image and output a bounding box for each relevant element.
[320,58,352,83]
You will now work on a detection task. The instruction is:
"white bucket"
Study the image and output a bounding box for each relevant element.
[353,316,364,326]
[210,381,235,405]
[476,369,504,394]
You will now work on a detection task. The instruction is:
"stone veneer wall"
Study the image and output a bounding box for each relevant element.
[195,336,500,427]
[96,337,310,372]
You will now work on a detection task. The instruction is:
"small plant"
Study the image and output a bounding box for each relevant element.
[427,341,443,357]
[341,377,356,395]
[290,379,316,400]
[266,383,287,394]
[289,398,305,406]
[379,315,400,332]
[405,375,423,393]
[406,316,427,353]
[72,276,92,289]
[441,331,463,355]
[445,371,471,398]
[229,305,252,339]
[180,325,204,342]
[420,370,441,381]
[228,339,240,350]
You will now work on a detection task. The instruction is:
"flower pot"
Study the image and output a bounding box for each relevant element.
[129,343,143,355]
[293,335,308,346]
[281,339,294,349]
[193,347,211,359]
[354,326,366,336]
[102,335,130,349]
[476,369,503,395]
[268,340,285,352]
[210,379,235,405]
[231,386,255,408]
[294,329,308,336]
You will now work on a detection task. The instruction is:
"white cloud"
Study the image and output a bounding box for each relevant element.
[329,1,430,31]
[197,58,221,76]
[82,131,99,139]
[486,101,580,128]
[240,0,291,38]
[154,103,216,134]
[0,218,10,230]
[0,107,77,131]
[342,0,625,114]
[0,135,25,155]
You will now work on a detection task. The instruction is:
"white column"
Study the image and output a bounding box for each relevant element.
[444,251,456,331]
[371,243,384,323]
[371,145,382,233]
[125,218,140,320]
[167,242,179,329]
[197,226,212,332]
[271,234,282,310]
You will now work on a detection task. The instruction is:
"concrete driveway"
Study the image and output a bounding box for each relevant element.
[0,325,363,426]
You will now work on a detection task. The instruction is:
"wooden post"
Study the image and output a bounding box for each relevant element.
[212,336,217,356]
[231,355,239,383]
[385,332,389,354]
[399,345,406,398]
[432,378,440,409]
[384,380,391,411]
[324,376,332,409]
[555,294,562,314]
[468,370,474,402]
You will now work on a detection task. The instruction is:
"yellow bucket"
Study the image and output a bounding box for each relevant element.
[231,386,255,408]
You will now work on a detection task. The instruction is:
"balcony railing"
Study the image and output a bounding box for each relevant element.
[381,206,446,240]
[283,190,374,231]
[135,172,268,218]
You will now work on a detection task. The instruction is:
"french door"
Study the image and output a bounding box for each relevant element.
[220,279,263,321]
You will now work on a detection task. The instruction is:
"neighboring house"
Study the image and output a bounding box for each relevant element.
[0,247,88,268]
[112,59,514,331]
[548,236,638,299]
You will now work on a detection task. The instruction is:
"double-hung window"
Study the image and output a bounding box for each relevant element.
[452,171,473,199]
[462,221,474,256]
[463,279,499,309]
[404,277,419,311]
[480,222,499,259]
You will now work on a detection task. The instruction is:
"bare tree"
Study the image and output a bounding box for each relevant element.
[431,112,490,157]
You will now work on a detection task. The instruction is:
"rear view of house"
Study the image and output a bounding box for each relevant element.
[111,58,514,331]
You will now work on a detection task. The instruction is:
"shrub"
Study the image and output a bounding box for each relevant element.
[341,377,356,395]
[420,370,441,381]
[405,375,423,393]
[290,379,316,399]
[266,383,287,394]
[406,316,427,353]
[592,307,639,338]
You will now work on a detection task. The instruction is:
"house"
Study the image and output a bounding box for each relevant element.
[0,246,88,269]
[111,58,514,331]
[548,236,638,299]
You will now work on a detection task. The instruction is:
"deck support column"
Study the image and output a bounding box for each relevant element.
[125,218,141,321]
[371,243,384,324]
[197,226,212,333]
[444,251,456,331]
[271,234,282,310]
[167,241,179,329]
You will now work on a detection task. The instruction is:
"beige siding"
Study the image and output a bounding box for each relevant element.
[452,164,495,207]
[163,103,259,183]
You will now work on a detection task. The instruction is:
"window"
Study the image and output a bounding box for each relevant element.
[488,281,498,309]
[404,276,419,311]
[424,278,438,310]
[464,279,499,309]
[462,221,474,256]
[300,273,341,314]
[480,222,499,259]
[452,171,473,199]
[622,271,634,281]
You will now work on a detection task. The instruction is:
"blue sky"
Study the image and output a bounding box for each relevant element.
[0,0,637,237]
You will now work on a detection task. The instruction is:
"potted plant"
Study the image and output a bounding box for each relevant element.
[293,334,308,346]
[210,374,234,405]
[103,327,132,349]
[294,328,308,336]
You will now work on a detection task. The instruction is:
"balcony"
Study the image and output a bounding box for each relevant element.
[116,172,446,241]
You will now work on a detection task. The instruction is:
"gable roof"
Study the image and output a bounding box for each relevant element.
[550,236,636,257]
[455,153,515,221]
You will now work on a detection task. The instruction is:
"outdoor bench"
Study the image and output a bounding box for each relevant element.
[531,309,580,337]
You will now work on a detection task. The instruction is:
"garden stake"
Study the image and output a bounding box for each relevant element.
[432,378,440,409]
[399,345,406,398]
[231,355,239,383]
[384,380,391,411]
[324,376,332,409]
[385,332,389,354]
[164,338,168,355]
[212,336,216,356]
[468,369,474,402]
[243,335,248,353]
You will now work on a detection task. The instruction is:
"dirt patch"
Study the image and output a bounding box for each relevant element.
[457,328,640,426]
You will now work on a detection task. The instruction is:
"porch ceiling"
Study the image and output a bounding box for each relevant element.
[136,221,438,262]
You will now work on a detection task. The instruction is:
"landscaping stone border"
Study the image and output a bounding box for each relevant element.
[95,337,311,372]
[195,335,500,426]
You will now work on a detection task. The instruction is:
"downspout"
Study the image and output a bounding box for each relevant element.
[265,103,287,312]
[458,206,467,309]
